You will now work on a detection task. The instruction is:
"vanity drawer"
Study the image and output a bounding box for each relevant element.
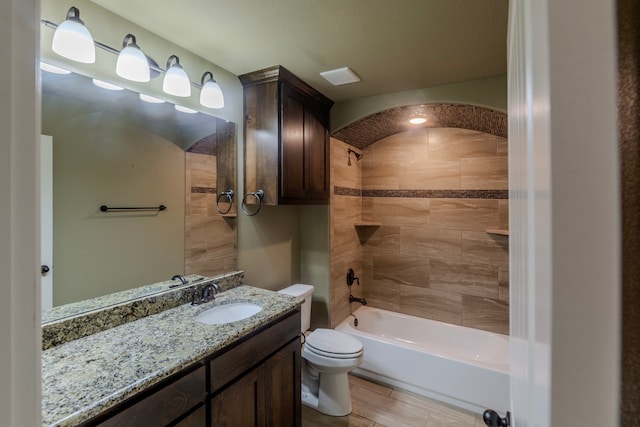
[210,310,300,391]
[95,365,206,426]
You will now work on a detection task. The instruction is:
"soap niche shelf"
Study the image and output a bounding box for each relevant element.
[486,228,509,236]
[354,222,382,228]
[354,222,381,245]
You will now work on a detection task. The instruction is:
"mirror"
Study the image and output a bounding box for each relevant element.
[41,69,237,318]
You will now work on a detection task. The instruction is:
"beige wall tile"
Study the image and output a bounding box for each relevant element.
[331,138,362,189]
[462,295,509,335]
[399,159,461,190]
[365,278,401,312]
[362,225,401,256]
[330,284,351,328]
[498,200,509,230]
[400,227,462,262]
[496,136,508,156]
[460,157,508,189]
[498,267,509,303]
[362,157,400,190]
[373,197,430,226]
[188,153,216,188]
[430,259,499,298]
[430,199,499,231]
[428,128,497,160]
[400,285,463,324]
[461,231,509,268]
[373,255,430,287]
[361,197,375,222]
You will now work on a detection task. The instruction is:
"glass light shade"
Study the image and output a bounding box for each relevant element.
[116,34,150,82]
[51,7,95,64]
[163,55,191,97]
[175,105,198,114]
[200,72,224,109]
[92,79,124,91]
[139,93,165,104]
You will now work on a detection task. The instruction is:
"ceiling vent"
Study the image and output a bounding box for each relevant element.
[320,67,361,86]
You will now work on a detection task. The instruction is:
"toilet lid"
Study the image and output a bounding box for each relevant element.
[305,329,363,358]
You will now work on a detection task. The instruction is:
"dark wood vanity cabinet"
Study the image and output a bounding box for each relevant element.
[240,66,334,205]
[85,310,301,427]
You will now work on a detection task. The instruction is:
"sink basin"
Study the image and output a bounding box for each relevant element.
[196,303,262,325]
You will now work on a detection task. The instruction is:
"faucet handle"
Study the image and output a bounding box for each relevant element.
[191,289,202,305]
[346,268,360,286]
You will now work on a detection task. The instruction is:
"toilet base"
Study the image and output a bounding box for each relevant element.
[301,370,353,416]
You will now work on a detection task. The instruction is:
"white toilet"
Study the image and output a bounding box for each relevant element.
[278,284,364,416]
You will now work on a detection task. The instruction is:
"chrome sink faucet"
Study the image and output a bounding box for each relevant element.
[170,274,188,288]
[192,282,221,305]
[202,282,221,302]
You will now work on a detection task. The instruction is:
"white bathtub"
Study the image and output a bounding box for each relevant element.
[335,306,509,413]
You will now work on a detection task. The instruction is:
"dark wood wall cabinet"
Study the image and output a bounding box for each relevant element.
[240,66,334,205]
[83,310,301,427]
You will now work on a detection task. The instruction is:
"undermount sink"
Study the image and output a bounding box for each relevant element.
[196,303,262,325]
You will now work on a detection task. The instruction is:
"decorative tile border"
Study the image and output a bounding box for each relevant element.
[334,186,508,199]
[332,103,507,149]
[334,186,362,197]
[191,186,216,194]
[42,271,245,350]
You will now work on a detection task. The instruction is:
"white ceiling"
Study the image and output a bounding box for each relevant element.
[91,0,509,102]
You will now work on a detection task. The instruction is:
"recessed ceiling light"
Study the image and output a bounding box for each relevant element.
[320,67,361,86]
[409,117,427,125]
[39,62,71,74]
[92,79,124,91]
[139,93,165,104]
[175,105,197,114]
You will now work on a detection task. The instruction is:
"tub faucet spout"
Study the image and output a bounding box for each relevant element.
[349,295,367,306]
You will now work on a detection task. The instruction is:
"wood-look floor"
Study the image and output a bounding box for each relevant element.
[302,374,486,427]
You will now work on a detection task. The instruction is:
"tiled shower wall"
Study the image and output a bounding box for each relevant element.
[185,152,237,277]
[329,138,365,327]
[330,128,509,334]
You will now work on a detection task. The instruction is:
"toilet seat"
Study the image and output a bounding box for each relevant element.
[305,329,364,359]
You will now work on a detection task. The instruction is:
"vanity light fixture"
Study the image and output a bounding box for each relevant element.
[199,71,224,109]
[163,55,191,97]
[139,93,165,104]
[116,34,150,82]
[92,79,124,91]
[175,105,198,114]
[39,62,71,74]
[51,7,95,64]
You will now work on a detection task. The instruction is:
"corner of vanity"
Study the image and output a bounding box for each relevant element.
[41,280,303,427]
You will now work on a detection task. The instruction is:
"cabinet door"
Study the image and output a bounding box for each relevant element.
[210,366,265,427]
[94,365,205,427]
[264,339,301,427]
[280,85,306,200]
[303,109,329,202]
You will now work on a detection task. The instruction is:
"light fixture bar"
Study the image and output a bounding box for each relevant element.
[40,19,204,89]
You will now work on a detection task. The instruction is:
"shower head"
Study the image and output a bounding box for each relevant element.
[347,148,362,165]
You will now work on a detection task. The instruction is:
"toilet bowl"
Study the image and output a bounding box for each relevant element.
[278,284,364,416]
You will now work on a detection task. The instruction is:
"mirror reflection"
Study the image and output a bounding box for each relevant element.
[41,69,237,315]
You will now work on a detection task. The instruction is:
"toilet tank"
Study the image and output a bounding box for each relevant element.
[278,284,314,333]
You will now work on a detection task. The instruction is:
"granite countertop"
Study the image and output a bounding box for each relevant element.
[42,285,301,427]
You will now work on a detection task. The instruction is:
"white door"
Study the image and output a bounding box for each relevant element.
[507,1,620,426]
[40,134,53,310]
